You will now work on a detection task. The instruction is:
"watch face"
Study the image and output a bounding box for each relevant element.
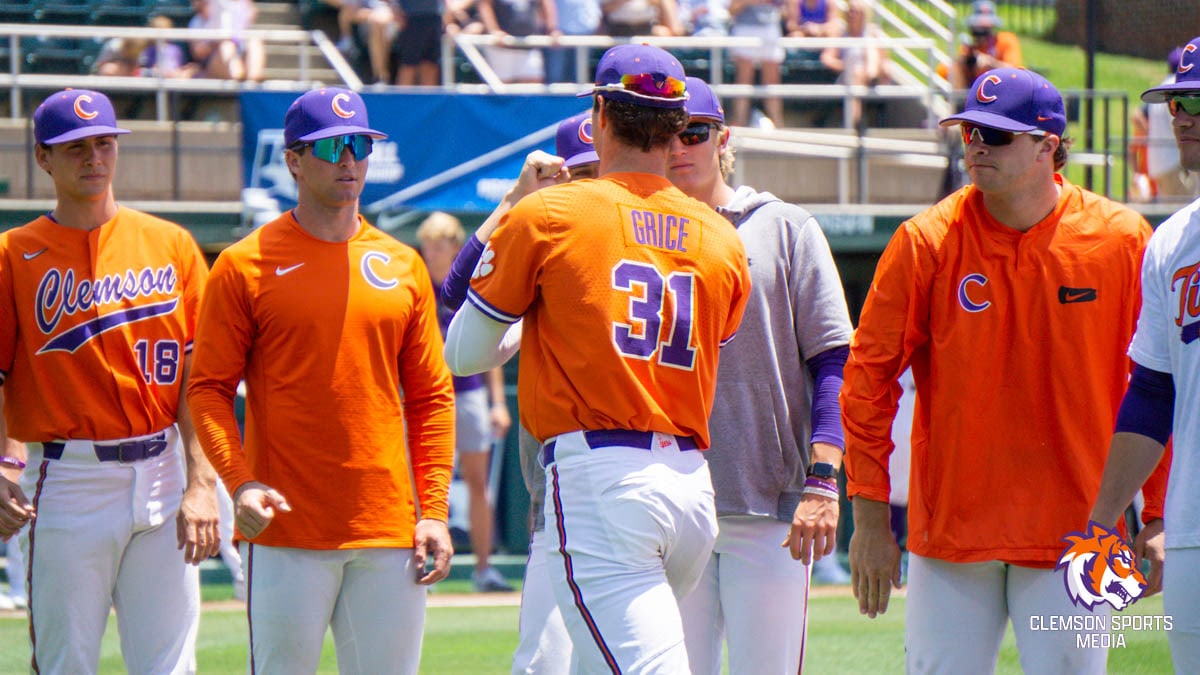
[809,463,837,479]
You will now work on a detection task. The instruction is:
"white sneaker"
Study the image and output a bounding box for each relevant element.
[471,566,514,592]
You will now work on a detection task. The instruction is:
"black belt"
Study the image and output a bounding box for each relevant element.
[541,429,699,466]
[42,432,169,463]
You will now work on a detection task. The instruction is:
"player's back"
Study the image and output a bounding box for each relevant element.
[479,172,750,448]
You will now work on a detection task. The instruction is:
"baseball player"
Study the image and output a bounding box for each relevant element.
[186,88,456,674]
[667,76,853,674]
[440,109,598,674]
[841,68,1171,674]
[443,44,752,673]
[416,211,514,593]
[1090,35,1200,674]
[0,88,220,674]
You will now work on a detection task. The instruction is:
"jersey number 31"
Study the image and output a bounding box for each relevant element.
[612,260,696,370]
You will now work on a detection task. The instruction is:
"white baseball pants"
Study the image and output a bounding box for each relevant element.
[512,527,571,675]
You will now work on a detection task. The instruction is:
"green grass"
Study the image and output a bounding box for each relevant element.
[0,592,1173,673]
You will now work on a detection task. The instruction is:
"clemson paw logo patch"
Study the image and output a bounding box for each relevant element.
[1056,521,1147,612]
[472,244,495,280]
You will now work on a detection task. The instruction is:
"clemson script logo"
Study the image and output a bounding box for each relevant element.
[73,94,99,120]
[331,93,355,119]
[1055,522,1147,612]
[976,74,1003,103]
[577,117,593,144]
[1181,43,1197,74]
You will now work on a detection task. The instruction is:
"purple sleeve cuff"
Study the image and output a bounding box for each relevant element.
[1114,363,1175,445]
[440,235,486,311]
[806,344,849,448]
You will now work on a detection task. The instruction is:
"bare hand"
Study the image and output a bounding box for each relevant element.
[783,493,839,564]
[414,518,453,585]
[232,481,291,540]
[176,483,221,565]
[849,500,902,618]
[1133,518,1165,597]
[490,403,512,439]
[506,150,569,205]
[0,475,33,541]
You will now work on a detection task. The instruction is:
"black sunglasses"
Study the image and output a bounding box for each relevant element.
[960,122,1047,147]
[1168,95,1200,117]
[679,122,713,146]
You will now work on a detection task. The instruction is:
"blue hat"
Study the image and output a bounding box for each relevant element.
[1143,38,1200,103]
[34,89,130,145]
[284,88,387,147]
[940,68,1066,137]
[966,0,1001,30]
[555,111,598,169]
[578,44,688,109]
[684,77,724,123]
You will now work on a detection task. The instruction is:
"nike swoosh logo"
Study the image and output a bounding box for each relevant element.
[1058,286,1097,304]
[1037,115,1053,121]
[23,248,47,260]
[275,263,304,276]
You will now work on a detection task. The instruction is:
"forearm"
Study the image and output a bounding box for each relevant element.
[486,367,506,406]
[1090,432,1166,528]
[404,389,456,522]
[444,303,523,375]
[186,379,256,493]
[851,495,890,532]
[0,389,25,482]
[176,358,218,492]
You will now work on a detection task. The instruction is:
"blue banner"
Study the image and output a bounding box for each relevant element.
[240,91,591,215]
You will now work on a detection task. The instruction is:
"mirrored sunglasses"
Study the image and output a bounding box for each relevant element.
[679,122,713,146]
[960,122,1047,147]
[299,134,374,163]
[595,73,687,102]
[1168,95,1200,117]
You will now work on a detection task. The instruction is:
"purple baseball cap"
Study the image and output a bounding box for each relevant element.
[684,77,725,123]
[34,89,130,145]
[940,68,1066,136]
[578,44,688,109]
[555,112,598,169]
[284,88,387,147]
[1143,37,1200,102]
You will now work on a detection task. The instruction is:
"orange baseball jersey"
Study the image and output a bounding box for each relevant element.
[842,177,1169,566]
[0,207,207,441]
[187,212,455,550]
[467,172,751,448]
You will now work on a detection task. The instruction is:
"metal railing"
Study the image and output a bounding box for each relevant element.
[0,22,358,120]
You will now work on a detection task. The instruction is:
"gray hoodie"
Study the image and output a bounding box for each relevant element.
[707,185,853,521]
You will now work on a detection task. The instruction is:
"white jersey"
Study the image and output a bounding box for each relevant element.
[1128,196,1200,549]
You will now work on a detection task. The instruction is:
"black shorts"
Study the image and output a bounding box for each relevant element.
[394,16,442,66]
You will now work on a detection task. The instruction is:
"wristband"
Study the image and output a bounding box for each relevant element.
[0,456,27,470]
[804,476,837,491]
[802,485,840,500]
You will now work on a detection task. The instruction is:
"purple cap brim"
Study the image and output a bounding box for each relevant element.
[294,124,388,143]
[564,150,599,168]
[939,109,1038,133]
[1142,80,1200,103]
[41,125,131,146]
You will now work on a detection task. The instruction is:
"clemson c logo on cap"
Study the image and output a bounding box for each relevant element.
[976,75,1003,103]
[1181,44,1197,74]
[73,95,99,120]
[331,93,355,119]
[578,118,593,144]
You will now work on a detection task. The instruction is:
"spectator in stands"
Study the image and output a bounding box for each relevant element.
[188,0,266,82]
[678,0,729,37]
[787,0,840,38]
[444,0,486,36]
[393,0,443,85]
[322,0,398,84]
[599,0,683,37]
[141,15,197,79]
[946,0,1021,90]
[95,36,150,77]
[728,0,786,128]
[819,0,889,129]
[477,0,555,83]
[542,0,600,83]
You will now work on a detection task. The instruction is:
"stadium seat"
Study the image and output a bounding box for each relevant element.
[33,0,93,24]
[93,0,154,27]
[23,36,87,74]
[152,0,194,23]
[0,1,37,24]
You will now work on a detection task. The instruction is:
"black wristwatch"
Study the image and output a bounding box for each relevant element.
[807,462,838,481]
